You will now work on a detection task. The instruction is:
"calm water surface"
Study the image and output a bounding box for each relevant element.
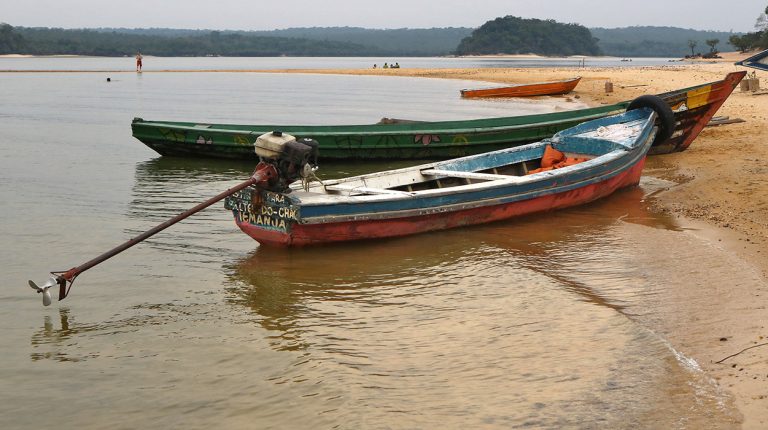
[0,55,680,71]
[0,58,746,428]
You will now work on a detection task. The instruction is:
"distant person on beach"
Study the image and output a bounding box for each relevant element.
[135,52,143,71]
[383,62,389,69]
[373,64,377,69]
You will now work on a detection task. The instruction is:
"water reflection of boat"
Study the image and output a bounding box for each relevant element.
[225,178,680,338]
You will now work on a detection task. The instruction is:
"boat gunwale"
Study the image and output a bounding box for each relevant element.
[274,110,658,223]
[735,48,768,71]
[133,109,625,139]
[293,141,652,224]
[459,76,582,93]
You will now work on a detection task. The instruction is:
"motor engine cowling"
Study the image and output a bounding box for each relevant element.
[254,131,319,192]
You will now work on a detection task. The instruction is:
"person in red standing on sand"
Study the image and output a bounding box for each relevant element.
[135,52,143,72]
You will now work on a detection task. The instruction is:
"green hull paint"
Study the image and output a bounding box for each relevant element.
[131,103,627,160]
[131,73,743,160]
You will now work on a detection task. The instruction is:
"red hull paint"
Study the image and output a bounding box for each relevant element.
[236,159,646,247]
[676,76,737,152]
[648,71,745,155]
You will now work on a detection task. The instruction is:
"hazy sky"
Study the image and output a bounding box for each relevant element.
[2,0,766,32]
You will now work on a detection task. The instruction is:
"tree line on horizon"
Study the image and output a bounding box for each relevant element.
[0,15,762,58]
[455,16,600,56]
[727,5,768,52]
[0,24,375,56]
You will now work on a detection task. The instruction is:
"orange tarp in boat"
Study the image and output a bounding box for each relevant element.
[527,145,589,174]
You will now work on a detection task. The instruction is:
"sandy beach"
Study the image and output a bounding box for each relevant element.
[283,54,768,427]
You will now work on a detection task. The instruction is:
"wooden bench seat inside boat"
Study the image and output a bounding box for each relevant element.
[323,184,416,196]
[420,169,525,182]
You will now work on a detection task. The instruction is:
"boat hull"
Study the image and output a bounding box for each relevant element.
[227,107,659,247]
[235,160,645,246]
[460,77,581,98]
[735,48,768,72]
[648,70,746,154]
[131,104,625,160]
[131,72,745,160]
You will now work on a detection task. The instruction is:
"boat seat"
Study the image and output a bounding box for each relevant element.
[324,184,416,196]
[421,169,524,182]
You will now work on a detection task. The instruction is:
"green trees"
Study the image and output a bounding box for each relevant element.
[455,16,601,56]
[2,13,766,58]
[0,25,374,56]
[0,23,25,53]
[705,38,720,53]
[688,39,697,56]
[729,34,752,52]
[0,24,471,57]
[591,26,736,57]
[728,4,768,52]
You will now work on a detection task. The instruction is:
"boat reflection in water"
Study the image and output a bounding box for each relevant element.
[125,156,738,428]
[225,178,681,336]
[220,179,739,428]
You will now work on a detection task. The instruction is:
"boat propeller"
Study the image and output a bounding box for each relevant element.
[25,162,280,307]
[25,133,317,307]
[28,276,61,306]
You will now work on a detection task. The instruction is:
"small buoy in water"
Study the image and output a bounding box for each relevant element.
[107,77,111,82]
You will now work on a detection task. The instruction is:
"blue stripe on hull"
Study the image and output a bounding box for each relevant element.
[299,138,651,224]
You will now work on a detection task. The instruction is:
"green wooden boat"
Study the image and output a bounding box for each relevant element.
[131,71,744,160]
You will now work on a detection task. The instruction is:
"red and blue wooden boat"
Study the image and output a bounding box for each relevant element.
[224,98,672,246]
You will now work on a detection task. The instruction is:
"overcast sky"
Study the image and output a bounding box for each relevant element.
[2,0,766,32]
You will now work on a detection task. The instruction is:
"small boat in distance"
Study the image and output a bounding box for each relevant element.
[131,71,745,160]
[224,97,672,246]
[460,76,581,98]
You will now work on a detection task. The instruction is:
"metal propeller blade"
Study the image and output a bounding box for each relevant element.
[28,277,58,306]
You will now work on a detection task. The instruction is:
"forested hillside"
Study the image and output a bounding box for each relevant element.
[0,24,373,56]
[456,16,601,56]
[0,22,760,58]
[591,26,737,57]
[250,27,471,56]
[89,26,472,56]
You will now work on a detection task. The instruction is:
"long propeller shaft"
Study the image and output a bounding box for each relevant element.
[45,163,277,303]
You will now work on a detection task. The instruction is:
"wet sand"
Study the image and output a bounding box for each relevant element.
[279,54,768,428]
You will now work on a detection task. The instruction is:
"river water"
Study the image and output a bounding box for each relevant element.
[0,57,749,429]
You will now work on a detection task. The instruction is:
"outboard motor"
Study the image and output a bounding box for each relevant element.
[254,131,319,192]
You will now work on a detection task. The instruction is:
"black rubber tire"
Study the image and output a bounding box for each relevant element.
[627,95,676,145]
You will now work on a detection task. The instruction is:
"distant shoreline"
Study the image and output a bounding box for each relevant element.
[0,53,672,60]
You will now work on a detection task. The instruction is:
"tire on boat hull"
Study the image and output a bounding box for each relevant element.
[627,95,676,146]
